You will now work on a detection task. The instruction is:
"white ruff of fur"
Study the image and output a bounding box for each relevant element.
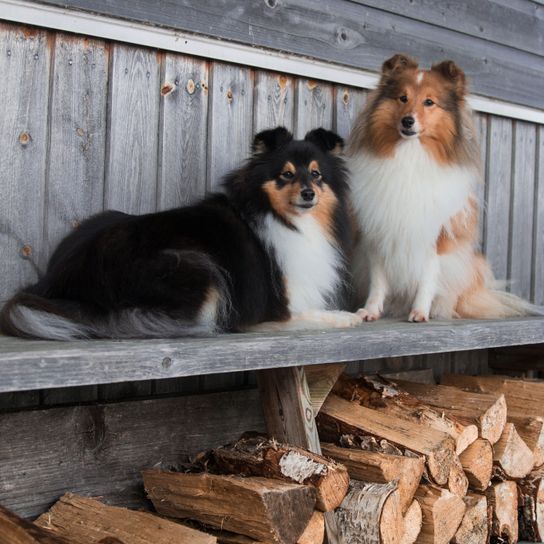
[349,139,478,316]
[258,213,344,313]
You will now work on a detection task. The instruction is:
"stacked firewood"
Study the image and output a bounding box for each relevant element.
[317,371,544,544]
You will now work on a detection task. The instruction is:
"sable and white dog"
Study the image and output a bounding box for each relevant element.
[348,54,538,322]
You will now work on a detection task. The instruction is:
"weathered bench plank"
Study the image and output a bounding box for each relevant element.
[0,318,542,393]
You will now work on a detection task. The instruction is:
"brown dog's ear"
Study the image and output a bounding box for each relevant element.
[381,54,418,77]
[431,60,466,95]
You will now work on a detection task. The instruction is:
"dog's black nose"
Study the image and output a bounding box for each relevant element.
[301,188,315,202]
[401,116,415,129]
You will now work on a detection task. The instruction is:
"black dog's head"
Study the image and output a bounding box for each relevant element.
[224,127,348,230]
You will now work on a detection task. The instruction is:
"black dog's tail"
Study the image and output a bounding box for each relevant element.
[0,292,92,340]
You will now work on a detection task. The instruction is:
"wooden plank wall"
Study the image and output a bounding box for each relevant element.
[0,22,542,406]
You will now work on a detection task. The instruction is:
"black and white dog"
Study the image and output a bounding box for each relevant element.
[0,127,362,340]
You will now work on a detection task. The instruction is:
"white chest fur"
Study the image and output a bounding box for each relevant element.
[257,213,343,313]
[348,140,476,291]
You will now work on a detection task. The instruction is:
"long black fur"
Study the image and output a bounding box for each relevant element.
[0,127,352,340]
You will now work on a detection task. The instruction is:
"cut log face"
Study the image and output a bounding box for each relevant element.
[448,455,469,498]
[493,422,534,479]
[414,485,466,544]
[332,375,478,455]
[510,415,544,468]
[320,442,424,514]
[143,470,316,544]
[305,363,346,415]
[0,504,70,544]
[34,493,216,544]
[297,511,325,544]
[518,469,544,542]
[452,493,488,544]
[208,436,349,511]
[392,380,507,445]
[486,481,518,543]
[318,394,455,485]
[459,438,493,491]
[402,499,422,544]
[334,480,403,544]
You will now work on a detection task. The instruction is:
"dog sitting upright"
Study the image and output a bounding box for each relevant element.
[348,54,540,322]
[0,127,362,340]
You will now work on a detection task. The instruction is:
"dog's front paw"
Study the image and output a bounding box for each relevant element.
[357,306,381,322]
[332,311,364,328]
[408,309,429,323]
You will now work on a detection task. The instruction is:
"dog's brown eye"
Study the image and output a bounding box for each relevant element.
[311,170,321,178]
[281,171,294,179]
[399,95,408,103]
[424,98,434,106]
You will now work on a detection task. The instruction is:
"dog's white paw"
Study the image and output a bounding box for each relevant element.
[408,309,429,323]
[357,307,381,322]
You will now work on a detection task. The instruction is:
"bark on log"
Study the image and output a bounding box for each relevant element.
[34,493,216,544]
[493,421,534,479]
[0,505,70,544]
[392,380,507,445]
[452,493,488,544]
[334,480,403,544]
[442,373,544,466]
[317,394,455,485]
[448,454,469,497]
[143,470,316,544]
[320,442,424,514]
[458,438,493,491]
[207,435,349,511]
[518,469,544,542]
[402,499,422,544]
[333,375,477,454]
[414,485,466,544]
[486,481,518,543]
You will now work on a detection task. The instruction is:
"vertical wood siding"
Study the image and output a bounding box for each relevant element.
[0,23,542,404]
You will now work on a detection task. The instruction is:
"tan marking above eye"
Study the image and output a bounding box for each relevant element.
[282,161,296,174]
[308,160,320,173]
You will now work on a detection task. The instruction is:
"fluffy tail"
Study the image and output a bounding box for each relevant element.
[0,292,217,341]
[456,257,544,319]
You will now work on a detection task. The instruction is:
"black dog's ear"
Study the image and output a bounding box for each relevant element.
[305,128,344,156]
[252,127,293,155]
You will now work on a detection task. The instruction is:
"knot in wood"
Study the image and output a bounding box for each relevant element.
[18,132,30,146]
[162,357,172,369]
[21,244,32,258]
[307,80,318,91]
[160,82,176,97]
[226,89,234,101]
[343,90,350,105]
[186,79,196,94]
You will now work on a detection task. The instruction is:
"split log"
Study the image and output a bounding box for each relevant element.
[297,511,325,544]
[380,368,435,385]
[518,469,544,542]
[493,421,534,479]
[458,438,493,491]
[143,470,316,544]
[305,363,346,415]
[34,493,216,544]
[317,394,455,485]
[320,442,424,514]
[334,480,403,544]
[442,373,544,466]
[402,499,422,544]
[392,379,507,445]
[332,374,478,455]
[452,493,488,544]
[448,454,469,497]
[207,435,349,511]
[486,481,518,543]
[0,504,70,544]
[414,485,466,544]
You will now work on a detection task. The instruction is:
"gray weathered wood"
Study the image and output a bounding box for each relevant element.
[0,389,265,518]
[104,44,160,213]
[509,121,537,299]
[534,126,544,305]
[484,116,513,281]
[43,34,108,267]
[207,62,253,191]
[253,71,294,134]
[334,86,367,141]
[294,79,333,139]
[0,24,50,304]
[158,53,208,209]
[0,318,543,393]
[31,0,544,109]
[473,112,488,249]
